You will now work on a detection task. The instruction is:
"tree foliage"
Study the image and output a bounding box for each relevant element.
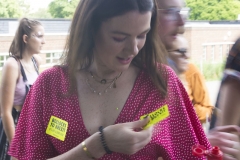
[0,0,23,18]
[186,0,240,20]
[48,0,79,18]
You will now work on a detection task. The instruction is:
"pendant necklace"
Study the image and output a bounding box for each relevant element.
[86,72,123,95]
[90,72,122,88]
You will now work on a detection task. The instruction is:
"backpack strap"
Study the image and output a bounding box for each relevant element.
[11,56,30,94]
[19,62,28,82]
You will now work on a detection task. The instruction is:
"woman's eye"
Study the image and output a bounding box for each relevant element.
[113,37,126,42]
[137,35,146,39]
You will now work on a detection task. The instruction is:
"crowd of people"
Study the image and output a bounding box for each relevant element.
[0,0,239,159]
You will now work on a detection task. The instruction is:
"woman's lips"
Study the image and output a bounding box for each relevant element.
[171,34,177,40]
[117,57,133,65]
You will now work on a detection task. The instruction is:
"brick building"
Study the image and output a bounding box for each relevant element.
[1,18,240,64]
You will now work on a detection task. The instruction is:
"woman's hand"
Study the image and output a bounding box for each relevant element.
[208,125,240,160]
[104,116,153,155]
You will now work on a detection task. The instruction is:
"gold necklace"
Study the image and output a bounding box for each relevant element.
[86,72,122,95]
[90,72,114,84]
[90,72,122,88]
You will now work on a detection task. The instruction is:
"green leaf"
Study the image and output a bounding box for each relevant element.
[186,0,240,20]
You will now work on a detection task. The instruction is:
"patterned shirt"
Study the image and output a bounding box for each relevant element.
[9,66,210,160]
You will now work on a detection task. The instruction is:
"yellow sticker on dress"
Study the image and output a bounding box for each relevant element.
[46,116,68,141]
[140,104,170,129]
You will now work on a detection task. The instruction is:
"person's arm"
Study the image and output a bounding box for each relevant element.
[187,64,214,123]
[0,58,19,143]
[210,77,240,159]
[10,113,152,160]
[207,125,240,160]
[217,77,240,126]
[46,119,152,160]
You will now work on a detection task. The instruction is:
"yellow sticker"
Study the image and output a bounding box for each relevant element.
[140,104,170,129]
[46,116,68,141]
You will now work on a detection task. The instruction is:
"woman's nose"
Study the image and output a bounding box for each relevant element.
[42,38,46,44]
[128,39,139,55]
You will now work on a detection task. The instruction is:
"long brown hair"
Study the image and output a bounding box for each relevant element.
[61,0,168,96]
[9,18,42,59]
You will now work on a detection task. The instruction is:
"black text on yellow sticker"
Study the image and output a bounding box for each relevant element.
[46,116,68,141]
[140,104,170,129]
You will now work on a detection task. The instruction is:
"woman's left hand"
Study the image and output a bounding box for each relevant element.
[207,125,240,160]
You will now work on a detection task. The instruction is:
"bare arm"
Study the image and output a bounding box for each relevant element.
[213,78,240,160]
[0,58,19,143]
[11,117,151,160]
[47,132,105,160]
[217,78,240,126]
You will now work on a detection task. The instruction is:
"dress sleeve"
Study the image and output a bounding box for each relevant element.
[186,64,214,123]
[8,72,57,160]
[177,78,211,149]
[156,66,211,159]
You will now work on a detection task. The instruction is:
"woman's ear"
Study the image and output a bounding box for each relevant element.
[23,34,28,44]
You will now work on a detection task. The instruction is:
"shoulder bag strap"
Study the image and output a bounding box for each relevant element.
[11,56,30,94]
[19,62,28,82]
[19,61,30,93]
[31,57,39,75]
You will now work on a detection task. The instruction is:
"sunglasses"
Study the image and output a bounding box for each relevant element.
[169,48,188,57]
[157,8,188,21]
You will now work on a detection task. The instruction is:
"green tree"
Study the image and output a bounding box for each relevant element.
[186,0,240,20]
[48,0,79,18]
[0,0,22,18]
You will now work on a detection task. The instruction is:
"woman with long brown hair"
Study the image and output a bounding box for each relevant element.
[0,18,45,160]
[9,1,209,159]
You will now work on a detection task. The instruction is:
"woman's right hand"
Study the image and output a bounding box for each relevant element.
[208,125,240,160]
[103,116,153,155]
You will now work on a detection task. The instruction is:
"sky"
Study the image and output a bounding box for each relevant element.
[27,0,53,11]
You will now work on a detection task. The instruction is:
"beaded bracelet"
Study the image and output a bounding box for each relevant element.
[81,141,97,159]
[99,126,112,154]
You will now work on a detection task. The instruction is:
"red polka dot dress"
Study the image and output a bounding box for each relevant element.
[9,66,210,160]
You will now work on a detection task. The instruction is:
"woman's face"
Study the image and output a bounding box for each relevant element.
[26,25,45,54]
[93,11,152,72]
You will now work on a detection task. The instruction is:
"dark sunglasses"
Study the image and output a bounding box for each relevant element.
[169,48,188,56]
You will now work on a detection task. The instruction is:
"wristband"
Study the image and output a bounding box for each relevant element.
[99,126,112,154]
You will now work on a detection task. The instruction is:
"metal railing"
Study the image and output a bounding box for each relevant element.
[0,42,234,72]
[40,50,63,68]
[202,42,234,62]
[0,52,8,70]
[0,50,63,70]
[199,42,234,72]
